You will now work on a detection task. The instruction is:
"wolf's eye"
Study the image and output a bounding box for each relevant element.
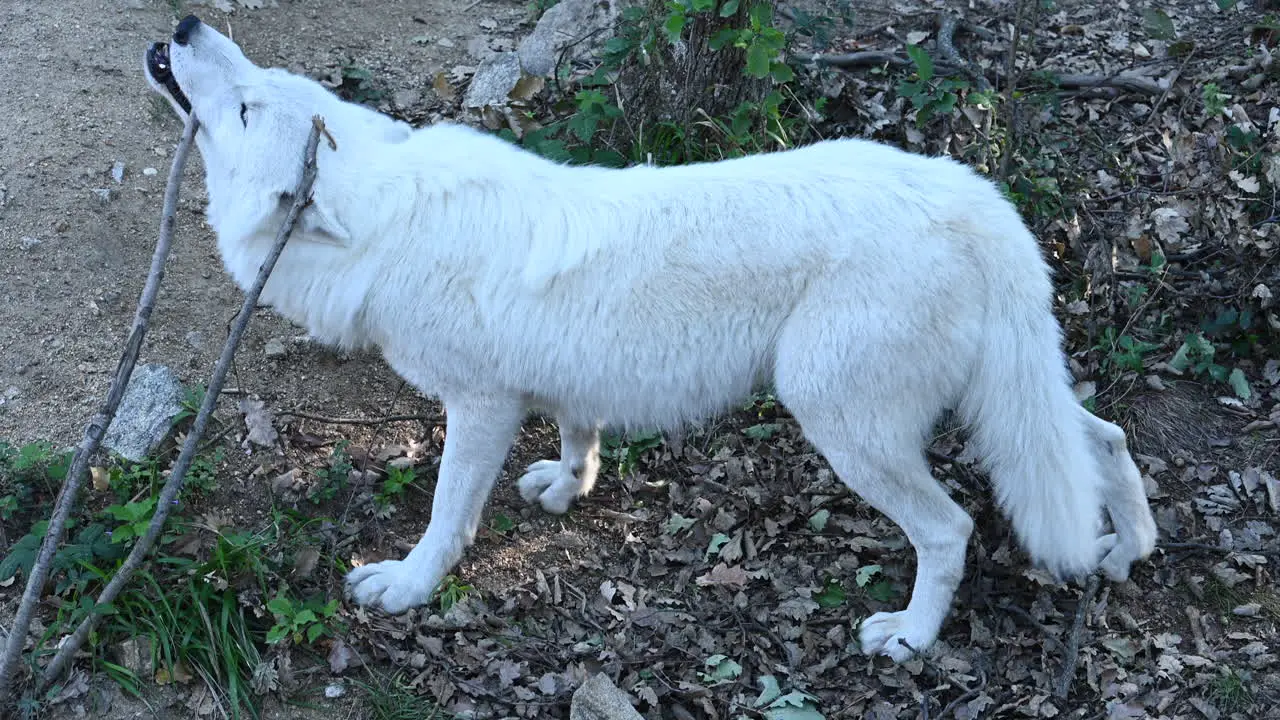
[239,103,248,127]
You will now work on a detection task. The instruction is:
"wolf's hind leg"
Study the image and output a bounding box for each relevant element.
[517,421,601,514]
[1080,408,1158,581]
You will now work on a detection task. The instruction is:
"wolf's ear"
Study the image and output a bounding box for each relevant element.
[279,192,349,246]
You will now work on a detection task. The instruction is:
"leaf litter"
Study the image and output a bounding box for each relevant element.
[30,0,1280,717]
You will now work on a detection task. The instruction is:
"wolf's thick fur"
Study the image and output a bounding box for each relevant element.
[146,18,1157,660]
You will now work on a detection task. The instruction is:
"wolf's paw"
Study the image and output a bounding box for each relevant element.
[346,559,436,614]
[859,611,937,663]
[1095,532,1139,583]
[517,460,579,514]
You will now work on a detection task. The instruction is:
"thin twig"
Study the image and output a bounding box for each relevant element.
[1053,574,1101,700]
[999,0,1026,182]
[0,116,201,707]
[35,115,329,694]
[279,409,445,426]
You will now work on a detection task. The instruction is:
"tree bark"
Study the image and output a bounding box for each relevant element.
[617,1,774,149]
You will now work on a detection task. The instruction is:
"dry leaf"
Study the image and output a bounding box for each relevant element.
[239,396,278,447]
[91,465,109,492]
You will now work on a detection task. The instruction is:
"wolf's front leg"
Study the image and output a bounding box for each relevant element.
[346,394,525,614]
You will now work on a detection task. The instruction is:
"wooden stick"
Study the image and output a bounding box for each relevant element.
[1053,574,1101,699]
[0,115,201,707]
[35,115,329,695]
[280,409,445,426]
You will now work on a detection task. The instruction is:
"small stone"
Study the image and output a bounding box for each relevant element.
[478,18,497,30]
[437,37,456,48]
[463,52,522,108]
[324,683,346,699]
[518,0,622,77]
[393,89,421,109]
[20,236,40,250]
[570,673,644,720]
[114,637,153,677]
[143,167,158,176]
[111,161,125,184]
[264,338,287,358]
[92,188,112,204]
[185,331,206,351]
[5,386,20,400]
[467,36,493,60]
[103,364,183,462]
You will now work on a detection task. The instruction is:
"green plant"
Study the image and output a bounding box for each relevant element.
[704,1,793,82]
[355,672,443,720]
[1,520,126,594]
[0,440,71,494]
[897,44,969,127]
[1167,332,1253,398]
[174,384,206,426]
[185,449,223,495]
[437,574,475,612]
[504,0,819,166]
[600,429,664,476]
[813,577,846,608]
[310,441,353,504]
[99,525,287,718]
[855,563,896,603]
[1201,82,1228,118]
[266,595,340,645]
[1209,666,1254,712]
[105,497,159,545]
[1095,327,1161,374]
[336,64,386,105]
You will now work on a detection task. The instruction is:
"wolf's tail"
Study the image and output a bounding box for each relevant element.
[956,213,1103,579]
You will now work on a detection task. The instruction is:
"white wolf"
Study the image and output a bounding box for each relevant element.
[145,16,1157,661]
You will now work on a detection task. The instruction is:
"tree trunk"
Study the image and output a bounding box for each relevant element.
[616,0,774,154]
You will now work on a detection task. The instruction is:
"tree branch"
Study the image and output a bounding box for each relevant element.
[936,13,991,92]
[34,115,329,696]
[0,116,201,708]
[1053,574,1101,699]
[280,409,445,426]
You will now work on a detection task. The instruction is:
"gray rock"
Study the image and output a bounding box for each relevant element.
[466,35,494,61]
[111,161,125,184]
[264,337,287,358]
[20,236,40,250]
[92,188,112,204]
[570,674,643,720]
[103,364,183,462]
[185,330,206,351]
[393,89,422,109]
[463,52,523,108]
[518,0,624,78]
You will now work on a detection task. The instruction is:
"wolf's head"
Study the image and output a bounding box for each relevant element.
[144,16,411,246]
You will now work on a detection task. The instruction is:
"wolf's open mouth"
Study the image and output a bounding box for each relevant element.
[146,42,191,113]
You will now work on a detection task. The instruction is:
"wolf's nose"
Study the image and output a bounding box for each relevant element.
[173,15,201,46]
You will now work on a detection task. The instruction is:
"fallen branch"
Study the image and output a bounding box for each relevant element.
[280,409,445,426]
[35,115,329,695]
[936,13,991,92]
[0,116,201,707]
[1053,574,1101,699]
[791,51,1166,97]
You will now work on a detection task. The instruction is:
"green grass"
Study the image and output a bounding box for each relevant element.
[1208,666,1254,713]
[354,672,444,720]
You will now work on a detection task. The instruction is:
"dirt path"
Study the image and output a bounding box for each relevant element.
[0,0,527,448]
